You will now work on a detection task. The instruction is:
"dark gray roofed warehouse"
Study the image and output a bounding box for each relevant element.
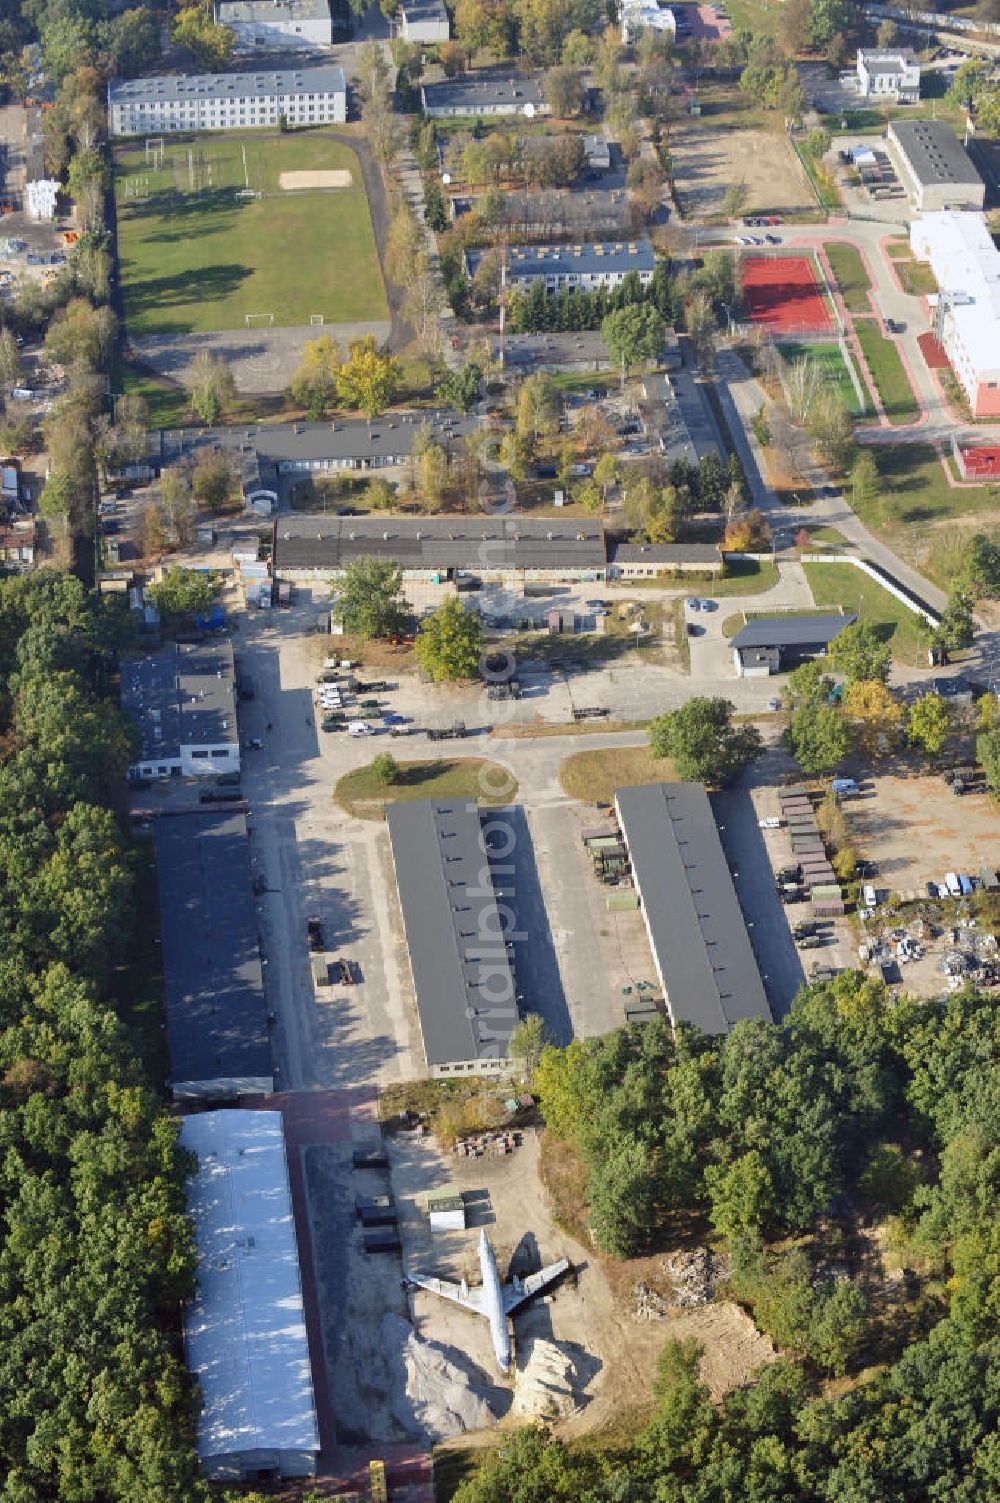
[615,783,771,1034]
[154,810,273,1100]
[386,800,519,1076]
[273,515,607,575]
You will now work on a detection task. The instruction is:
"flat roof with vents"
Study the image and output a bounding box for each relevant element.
[889,119,984,189]
[272,513,607,573]
[467,239,656,281]
[109,63,346,107]
[155,811,273,1099]
[615,783,771,1035]
[121,638,237,759]
[420,72,545,111]
[387,800,518,1071]
[180,1110,319,1481]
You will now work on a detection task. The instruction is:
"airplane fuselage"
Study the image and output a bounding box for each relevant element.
[479,1228,514,1373]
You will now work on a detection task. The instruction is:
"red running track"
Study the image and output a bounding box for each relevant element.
[743,254,833,335]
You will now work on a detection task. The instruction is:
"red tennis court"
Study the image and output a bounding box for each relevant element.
[743,255,833,335]
[958,444,1000,480]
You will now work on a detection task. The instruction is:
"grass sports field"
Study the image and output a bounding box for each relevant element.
[777,339,867,416]
[114,132,387,335]
[743,254,833,335]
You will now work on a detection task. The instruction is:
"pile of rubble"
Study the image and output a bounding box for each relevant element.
[662,1247,729,1306]
[633,1281,671,1320]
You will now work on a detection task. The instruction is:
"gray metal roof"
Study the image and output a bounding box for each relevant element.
[890,120,984,188]
[273,514,607,572]
[731,613,856,650]
[468,239,656,281]
[642,371,723,466]
[154,811,273,1093]
[500,331,611,368]
[158,409,477,469]
[421,74,545,112]
[109,63,346,106]
[386,800,518,1069]
[217,0,331,22]
[615,783,771,1035]
[401,0,449,21]
[610,540,722,564]
[121,638,238,759]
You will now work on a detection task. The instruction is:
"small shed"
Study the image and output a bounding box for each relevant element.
[427,1190,466,1232]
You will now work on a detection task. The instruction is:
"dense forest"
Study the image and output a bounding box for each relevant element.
[0,572,211,1502]
[454,979,1000,1501]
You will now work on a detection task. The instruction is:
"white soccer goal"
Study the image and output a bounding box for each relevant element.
[145,138,164,169]
[309,314,324,327]
[245,313,275,329]
[124,176,150,200]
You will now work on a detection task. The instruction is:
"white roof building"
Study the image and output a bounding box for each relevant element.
[621,0,675,44]
[856,48,920,103]
[180,1111,320,1482]
[910,211,1000,419]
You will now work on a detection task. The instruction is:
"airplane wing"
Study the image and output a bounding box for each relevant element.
[406,1274,487,1314]
[502,1258,571,1314]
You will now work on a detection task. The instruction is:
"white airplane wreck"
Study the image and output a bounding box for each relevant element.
[405,1227,571,1374]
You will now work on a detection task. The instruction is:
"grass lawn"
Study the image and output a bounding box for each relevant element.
[119,364,191,428]
[334,757,516,818]
[793,140,841,211]
[854,321,920,424]
[115,131,386,335]
[825,242,872,314]
[895,260,938,297]
[851,442,1000,590]
[802,561,927,661]
[559,744,676,804]
[777,338,867,416]
[804,524,853,547]
[704,558,780,596]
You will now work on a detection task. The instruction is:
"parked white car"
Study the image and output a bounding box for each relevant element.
[944,872,962,897]
[348,721,372,737]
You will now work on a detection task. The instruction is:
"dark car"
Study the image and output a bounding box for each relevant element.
[798,934,822,949]
[336,958,355,985]
[777,864,802,884]
[793,921,818,939]
[779,886,809,905]
[307,916,324,952]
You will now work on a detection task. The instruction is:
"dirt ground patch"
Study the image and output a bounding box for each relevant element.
[279,168,353,189]
[847,769,1000,895]
[671,124,814,220]
[391,1128,776,1451]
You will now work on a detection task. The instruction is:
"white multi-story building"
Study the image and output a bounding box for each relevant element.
[621,0,675,45]
[910,211,1000,419]
[398,0,450,42]
[856,48,920,103]
[108,64,346,136]
[216,0,333,50]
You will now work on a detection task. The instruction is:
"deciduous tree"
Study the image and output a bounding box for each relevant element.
[334,558,407,640]
[414,597,481,681]
[336,336,401,419]
[649,696,763,784]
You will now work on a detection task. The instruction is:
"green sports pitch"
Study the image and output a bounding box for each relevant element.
[776,339,867,417]
[114,132,388,336]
